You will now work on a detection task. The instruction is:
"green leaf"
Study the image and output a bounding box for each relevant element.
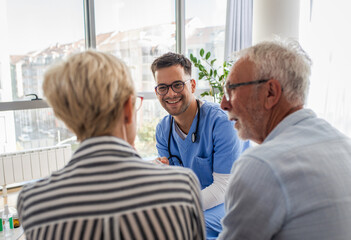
[201,92,210,97]
[192,49,227,102]
[200,49,205,57]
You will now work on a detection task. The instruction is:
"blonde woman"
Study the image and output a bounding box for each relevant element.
[17,50,205,240]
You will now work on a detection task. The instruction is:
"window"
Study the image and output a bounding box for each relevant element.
[185,0,227,89]
[0,0,84,153]
[0,0,228,158]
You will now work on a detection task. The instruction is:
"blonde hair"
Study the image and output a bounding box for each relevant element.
[43,50,135,141]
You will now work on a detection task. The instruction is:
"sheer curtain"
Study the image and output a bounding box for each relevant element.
[300,0,351,137]
[224,0,253,60]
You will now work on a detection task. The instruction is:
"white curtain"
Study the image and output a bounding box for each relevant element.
[224,0,253,60]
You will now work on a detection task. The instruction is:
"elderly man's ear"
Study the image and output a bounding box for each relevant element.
[264,79,282,109]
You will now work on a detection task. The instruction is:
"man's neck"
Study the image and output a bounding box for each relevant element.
[264,98,303,141]
[173,99,198,134]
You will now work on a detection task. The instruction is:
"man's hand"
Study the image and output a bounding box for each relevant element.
[153,157,170,165]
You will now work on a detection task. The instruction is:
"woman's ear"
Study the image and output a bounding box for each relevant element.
[264,79,282,109]
[123,96,134,124]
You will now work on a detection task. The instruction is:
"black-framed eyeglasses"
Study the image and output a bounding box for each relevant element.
[135,96,143,111]
[224,79,269,100]
[155,79,191,96]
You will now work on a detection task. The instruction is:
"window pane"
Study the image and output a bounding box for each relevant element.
[0,0,84,153]
[95,0,175,158]
[1,0,84,102]
[185,0,227,88]
[135,99,168,159]
[95,0,175,93]
[1,108,78,154]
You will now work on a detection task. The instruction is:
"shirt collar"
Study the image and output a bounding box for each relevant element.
[263,108,316,143]
[74,135,140,158]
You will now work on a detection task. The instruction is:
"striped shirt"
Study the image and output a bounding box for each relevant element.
[17,136,205,240]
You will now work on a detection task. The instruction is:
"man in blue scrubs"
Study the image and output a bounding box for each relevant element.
[151,52,249,239]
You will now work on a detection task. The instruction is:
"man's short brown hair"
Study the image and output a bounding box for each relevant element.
[151,52,192,78]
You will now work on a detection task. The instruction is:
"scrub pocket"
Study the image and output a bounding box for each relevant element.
[192,155,213,189]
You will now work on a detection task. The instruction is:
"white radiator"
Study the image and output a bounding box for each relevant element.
[0,145,72,186]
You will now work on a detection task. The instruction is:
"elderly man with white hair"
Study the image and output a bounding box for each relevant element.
[219,40,351,240]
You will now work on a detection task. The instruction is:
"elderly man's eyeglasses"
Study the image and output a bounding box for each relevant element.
[135,96,143,111]
[155,79,191,95]
[224,79,269,100]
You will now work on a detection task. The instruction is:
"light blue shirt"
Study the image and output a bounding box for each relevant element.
[219,109,351,240]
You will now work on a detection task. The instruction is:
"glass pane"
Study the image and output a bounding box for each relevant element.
[185,0,227,89]
[0,108,78,154]
[95,0,175,93]
[0,0,84,102]
[95,0,175,158]
[135,98,168,159]
[0,0,84,153]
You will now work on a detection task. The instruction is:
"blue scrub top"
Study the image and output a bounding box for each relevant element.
[156,101,249,189]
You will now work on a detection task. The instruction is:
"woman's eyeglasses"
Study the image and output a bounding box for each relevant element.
[135,96,143,111]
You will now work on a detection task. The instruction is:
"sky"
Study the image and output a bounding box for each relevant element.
[4,0,226,54]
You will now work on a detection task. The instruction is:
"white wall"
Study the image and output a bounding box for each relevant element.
[252,0,301,44]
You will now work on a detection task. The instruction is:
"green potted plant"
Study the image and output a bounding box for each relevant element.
[190,48,232,103]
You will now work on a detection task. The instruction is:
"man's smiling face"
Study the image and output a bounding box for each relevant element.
[155,65,195,116]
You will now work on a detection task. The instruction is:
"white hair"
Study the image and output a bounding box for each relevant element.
[234,39,312,105]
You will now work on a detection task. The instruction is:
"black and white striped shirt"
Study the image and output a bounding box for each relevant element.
[17,136,205,240]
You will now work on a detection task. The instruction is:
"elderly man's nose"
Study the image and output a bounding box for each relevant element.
[220,95,231,111]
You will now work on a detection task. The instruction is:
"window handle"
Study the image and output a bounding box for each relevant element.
[25,94,42,101]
